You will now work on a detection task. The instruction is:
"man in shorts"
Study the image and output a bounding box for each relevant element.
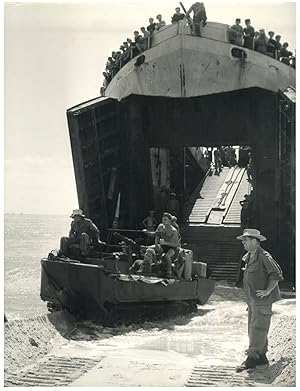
[155,212,180,278]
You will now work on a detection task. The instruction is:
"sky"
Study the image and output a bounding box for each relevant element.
[3,0,296,215]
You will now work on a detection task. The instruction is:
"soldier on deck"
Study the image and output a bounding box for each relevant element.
[274,35,282,59]
[266,31,277,58]
[243,19,255,50]
[60,209,105,258]
[185,2,207,36]
[147,18,157,34]
[140,27,151,49]
[279,42,293,65]
[171,7,185,24]
[121,41,131,64]
[156,14,166,30]
[229,18,244,46]
[133,30,144,54]
[254,29,268,54]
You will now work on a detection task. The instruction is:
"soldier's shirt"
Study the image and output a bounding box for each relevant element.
[243,246,283,305]
[70,218,99,238]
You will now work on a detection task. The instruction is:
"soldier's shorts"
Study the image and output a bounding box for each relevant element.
[160,245,175,257]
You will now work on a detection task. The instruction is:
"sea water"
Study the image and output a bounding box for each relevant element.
[4,214,70,320]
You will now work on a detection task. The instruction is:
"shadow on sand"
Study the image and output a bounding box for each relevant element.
[245,357,291,385]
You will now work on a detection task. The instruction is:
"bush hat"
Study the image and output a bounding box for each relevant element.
[236,228,266,241]
[70,209,85,218]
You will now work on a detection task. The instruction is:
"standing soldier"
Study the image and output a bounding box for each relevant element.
[243,19,255,50]
[247,151,253,183]
[185,2,207,36]
[147,18,157,34]
[213,147,222,175]
[274,35,282,59]
[236,229,283,371]
[133,30,144,54]
[266,31,277,58]
[143,210,157,232]
[140,27,151,49]
[229,18,244,46]
[171,7,185,24]
[156,14,166,30]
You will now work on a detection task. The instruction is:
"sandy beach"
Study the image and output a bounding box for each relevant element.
[4,283,296,387]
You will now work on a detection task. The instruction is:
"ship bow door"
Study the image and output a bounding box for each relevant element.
[67,97,122,230]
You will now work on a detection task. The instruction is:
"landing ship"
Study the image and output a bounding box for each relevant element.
[40,18,295,322]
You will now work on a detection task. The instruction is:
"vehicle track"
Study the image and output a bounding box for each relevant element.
[5,355,102,387]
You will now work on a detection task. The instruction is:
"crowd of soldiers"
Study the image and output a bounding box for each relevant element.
[101,4,207,91]
[59,208,196,280]
[229,18,295,67]
[101,13,168,89]
[101,3,294,92]
[203,146,249,176]
[129,211,184,278]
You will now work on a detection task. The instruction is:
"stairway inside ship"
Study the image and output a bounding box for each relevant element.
[182,166,251,282]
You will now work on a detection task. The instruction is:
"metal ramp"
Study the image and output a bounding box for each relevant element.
[188,167,230,223]
[223,169,251,224]
[206,167,245,225]
[183,166,250,281]
[188,166,248,226]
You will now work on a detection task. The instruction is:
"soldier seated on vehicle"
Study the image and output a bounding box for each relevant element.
[128,247,156,275]
[60,209,106,259]
[113,232,144,259]
[154,212,180,278]
[152,246,191,280]
[171,248,186,278]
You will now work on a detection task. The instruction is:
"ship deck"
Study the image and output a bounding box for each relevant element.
[105,20,295,100]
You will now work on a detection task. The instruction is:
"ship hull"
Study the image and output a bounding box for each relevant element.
[105,22,295,100]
